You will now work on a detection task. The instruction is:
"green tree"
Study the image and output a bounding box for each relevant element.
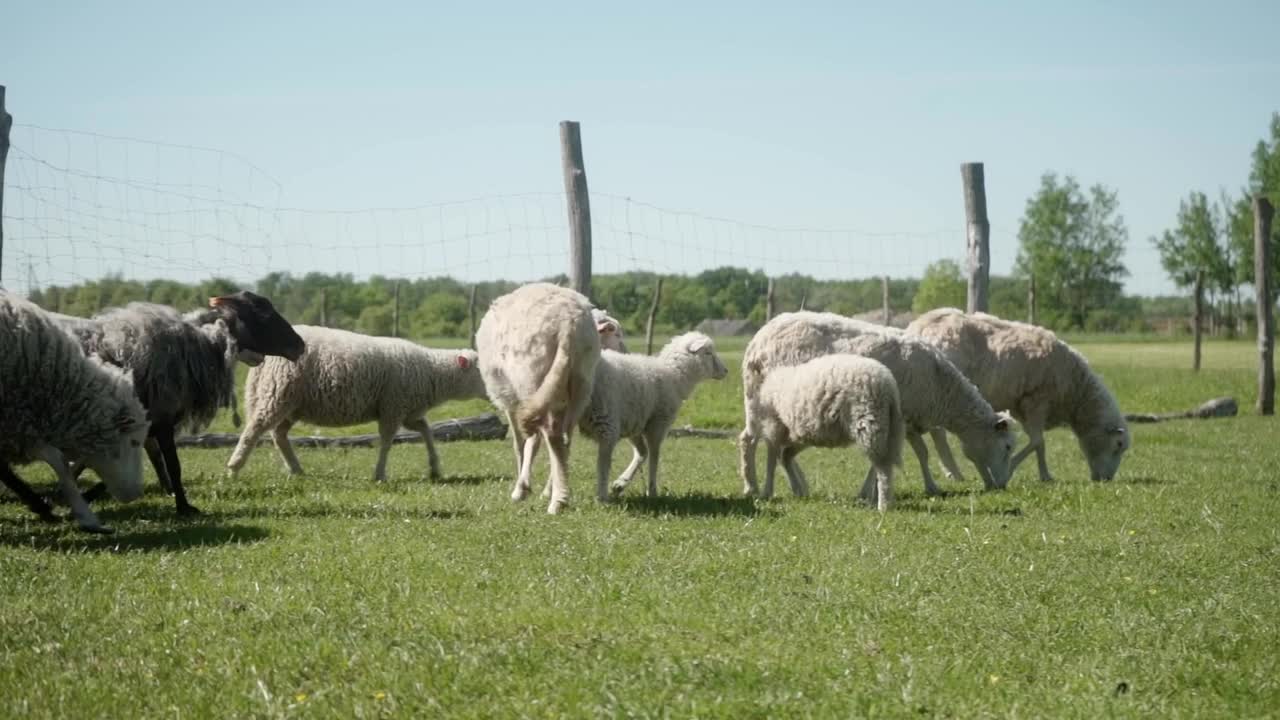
[912,259,967,314]
[1014,172,1129,329]
[1153,191,1232,292]
[1226,113,1280,292]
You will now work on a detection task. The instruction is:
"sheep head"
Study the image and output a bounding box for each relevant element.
[208,291,306,362]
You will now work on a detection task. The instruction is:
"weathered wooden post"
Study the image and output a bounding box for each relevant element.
[765,278,776,321]
[1028,274,1038,325]
[392,281,401,338]
[319,287,328,327]
[961,162,990,313]
[882,275,891,325]
[0,86,12,288]
[468,284,479,350]
[560,121,592,299]
[1256,196,1275,415]
[799,289,807,311]
[1193,269,1204,372]
[645,277,663,356]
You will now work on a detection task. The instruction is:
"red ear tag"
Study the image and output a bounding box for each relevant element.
[457,355,471,369]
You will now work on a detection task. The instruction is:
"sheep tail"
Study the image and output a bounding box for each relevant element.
[887,390,906,469]
[516,328,576,436]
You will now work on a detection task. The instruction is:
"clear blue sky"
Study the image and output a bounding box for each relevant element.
[2,0,1278,296]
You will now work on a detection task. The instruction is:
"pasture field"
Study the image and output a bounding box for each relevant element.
[1,339,1278,718]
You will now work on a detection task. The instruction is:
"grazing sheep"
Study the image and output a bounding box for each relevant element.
[226,326,486,481]
[739,311,1016,497]
[578,332,728,500]
[475,282,601,514]
[754,354,905,512]
[906,308,1131,482]
[592,308,627,352]
[59,291,306,515]
[0,292,150,533]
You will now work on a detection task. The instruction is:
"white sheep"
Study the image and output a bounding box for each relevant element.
[906,308,1131,482]
[592,307,627,352]
[226,325,486,482]
[578,331,728,501]
[754,354,904,512]
[474,282,601,514]
[0,292,150,534]
[739,311,1016,498]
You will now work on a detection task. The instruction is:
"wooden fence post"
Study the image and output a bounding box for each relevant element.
[765,278,776,322]
[961,162,990,313]
[0,86,12,288]
[645,277,663,356]
[319,287,328,327]
[560,121,592,299]
[799,289,807,311]
[1028,274,1037,325]
[1193,269,1204,372]
[882,275,891,325]
[392,281,401,338]
[468,285,479,350]
[1256,196,1275,415]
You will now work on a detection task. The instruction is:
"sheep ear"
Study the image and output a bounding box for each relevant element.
[1106,426,1126,435]
[596,320,617,335]
[994,417,1009,431]
[456,354,471,369]
[686,336,710,353]
[208,296,227,308]
[114,410,138,433]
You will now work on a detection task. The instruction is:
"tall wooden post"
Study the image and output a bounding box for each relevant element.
[882,275,891,325]
[1256,196,1275,415]
[0,86,12,289]
[560,121,592,299]
[799,290,807,311]
[319,288,328,327]
[1028,275,1037,325]
[1193,269,1204,372]
[961,162,990,313]
[392,281,401,338]
[468,284,479,350]
[645,277,663,356]
[765,278,776,321]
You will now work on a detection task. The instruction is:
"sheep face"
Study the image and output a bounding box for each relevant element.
[78,409,150,503]
[209,291,306,362]
[453,349,489,399]
[674,332,728,380]
[592,308,626,353]
[1078,424,1130,481]
[955,413,1017,489]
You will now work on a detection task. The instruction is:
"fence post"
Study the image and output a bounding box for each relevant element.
[645,277,663,356]
[392,281,401,338]
[319,287,328,327]
[0,86,12,289]
[1028,275,1037,325]
[468,284,479,350]
[1193,269,1203,372]
[799,289,807,311]
[560,121,592,299]
[882,275,891,325]
[961,162,990,313]
[765,278,776,321]
[1256,196,1275,415]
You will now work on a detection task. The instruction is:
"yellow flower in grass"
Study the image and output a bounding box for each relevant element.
[374,692,387,701]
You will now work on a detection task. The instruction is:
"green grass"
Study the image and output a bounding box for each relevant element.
[2,339,1278,718]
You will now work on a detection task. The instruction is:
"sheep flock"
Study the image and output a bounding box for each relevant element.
[0,282,1132,529]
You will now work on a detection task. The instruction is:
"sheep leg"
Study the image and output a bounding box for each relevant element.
[372,420,397,482]
[543,424,571,515]
[505,410,525,475]
[907,433,944,496]
[0,462,59,523]
[36,446,111,533]
[873,463,894,513]
[595,435,617,503]
[403,417,441,480]
[930,428,967,482]
[227,415,271,477]
[781,446,809,497]
[511,434,540,502]
[858,466,879,506]
[146,437,173,494]
[271,420,304,476]
[738,427,760,497]
[610,437,648,496]
[157,426,199,516]
[643,430,666,499]
[762,443,780,500]
[1009,421,1052,484]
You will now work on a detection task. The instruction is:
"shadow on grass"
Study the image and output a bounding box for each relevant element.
[888,495,1025,517]
[430,473,499,486]
[1119,476,1172,486]
[619,491,776,518]
[216,504,472,522]
[0,521,270,553]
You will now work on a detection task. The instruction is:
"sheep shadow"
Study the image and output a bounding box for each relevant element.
[1118,476,1171,486]
[887,495,1025,517]
[429,473,499,487]
[619,491,774,518]
[0,521,270,553]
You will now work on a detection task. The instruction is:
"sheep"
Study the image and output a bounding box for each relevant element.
[739,311,1017,497]
[754,354,905,512]
[578,332,728,501]
[592,308,627,352]
[474,282,601,514]
[0,292,150,533]
[906,308,1131,483]
[225,326,486,481]
[57,291,306,515]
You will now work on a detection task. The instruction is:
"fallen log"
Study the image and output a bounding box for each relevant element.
[176,413,508,448]
[1124,396,1238,424]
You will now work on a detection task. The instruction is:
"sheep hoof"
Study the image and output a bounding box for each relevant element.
[511,484,530,502]
[176,504,202,517]
[609,481,627,496]
[546,499,568,515]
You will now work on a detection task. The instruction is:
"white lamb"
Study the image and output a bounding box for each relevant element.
[474,282,601,514]
[578,332,728,501]
[906,308,1131,483]
[226,326,486,482]
[0,292,150,533]
[739,311,1016,497]
[754,354,905,512]
[592,308,627,352]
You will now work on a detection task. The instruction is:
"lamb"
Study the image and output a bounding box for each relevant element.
[578,332,728,501]
[474,282,601,514]
[57,291,306,515]
[754,354,905,512]
[0,291,150,533]
[226,326,486,481]
[739,311,1017,497]
[906,308,1131,483]
[592,308,627,352]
